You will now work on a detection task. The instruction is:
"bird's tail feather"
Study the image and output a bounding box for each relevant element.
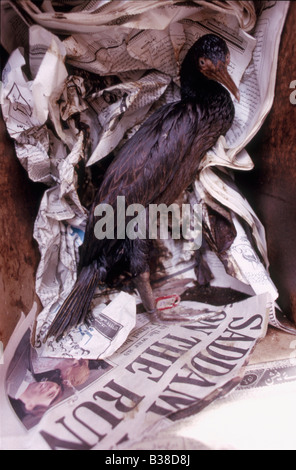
[46,262,104,341]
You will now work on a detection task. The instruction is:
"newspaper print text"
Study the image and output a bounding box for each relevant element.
[38,312,264,450]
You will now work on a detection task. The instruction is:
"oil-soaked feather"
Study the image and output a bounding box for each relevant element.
[46,263,100,341]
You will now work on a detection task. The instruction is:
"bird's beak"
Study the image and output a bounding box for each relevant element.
[211,62,240,102]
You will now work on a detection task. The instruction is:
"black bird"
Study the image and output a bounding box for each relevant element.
[47,34,240,340]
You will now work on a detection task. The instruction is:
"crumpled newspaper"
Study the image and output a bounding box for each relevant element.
[38,291,137,360]
[1,0,294,360]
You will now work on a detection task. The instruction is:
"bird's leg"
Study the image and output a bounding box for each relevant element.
[133,271,203,323]
[132,269,199,323]
[133,271,157,314]
[129,238,200,323]
[194,238,213,286]
[127,237,157,314]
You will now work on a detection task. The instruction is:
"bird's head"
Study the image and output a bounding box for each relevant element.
[181,34,240,102]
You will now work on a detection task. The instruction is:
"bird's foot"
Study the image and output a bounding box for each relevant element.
[148,303,209,324]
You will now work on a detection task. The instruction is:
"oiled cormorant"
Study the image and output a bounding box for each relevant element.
[47,34,239,340]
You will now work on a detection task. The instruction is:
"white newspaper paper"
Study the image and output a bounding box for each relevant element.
[0,293,269,450]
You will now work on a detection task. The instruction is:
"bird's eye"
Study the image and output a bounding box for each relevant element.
[226,53,230,65]
[199,58,206,67]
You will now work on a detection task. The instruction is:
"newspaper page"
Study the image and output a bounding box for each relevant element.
[0,293,269,450]
[152,328,296,450]
[0,0,295,449]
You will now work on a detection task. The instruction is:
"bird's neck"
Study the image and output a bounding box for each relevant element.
[180,67,226,104]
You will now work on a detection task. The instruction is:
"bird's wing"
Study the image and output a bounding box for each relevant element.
[99,100,200,205]
[80,99,202,265]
